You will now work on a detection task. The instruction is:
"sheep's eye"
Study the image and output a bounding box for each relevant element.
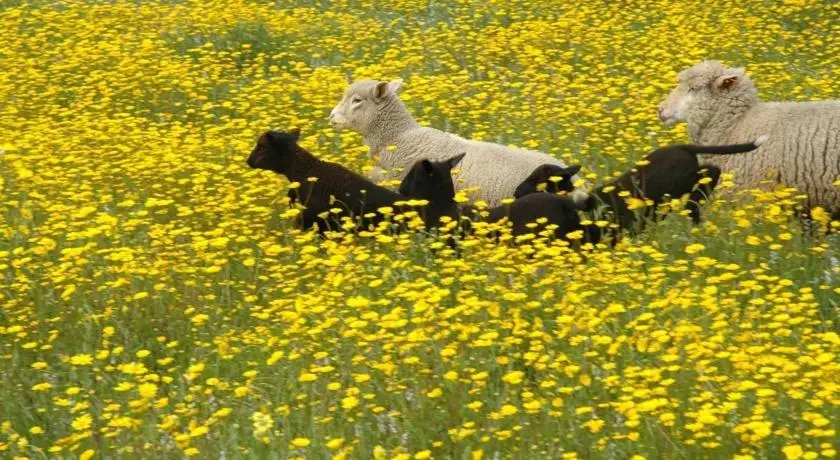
[351,96,363,104]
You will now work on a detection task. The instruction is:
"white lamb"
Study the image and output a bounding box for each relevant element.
[659,60,840,216]
[329,79,585,207]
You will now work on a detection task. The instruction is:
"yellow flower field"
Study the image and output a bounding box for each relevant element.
[1,0,838,458]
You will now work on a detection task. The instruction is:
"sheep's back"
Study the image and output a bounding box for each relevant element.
[382,127,570,206]
[698,100,840,211]
[456,140,568,205]
[379,127,464,176]
[303,163,401,215]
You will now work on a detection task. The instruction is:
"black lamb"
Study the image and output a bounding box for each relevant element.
[399,153,592,245]
[516,137,767,235]
[247,128,405,233]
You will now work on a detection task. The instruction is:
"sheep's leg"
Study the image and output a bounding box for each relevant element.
[300,211,324,234]
[685,165,721,224]
[299,211,314,230]
[299,210,334,236]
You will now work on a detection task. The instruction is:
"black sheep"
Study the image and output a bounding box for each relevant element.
[247,129,404,233]
[516,137,766,235]
[399,153,592,245]
[513,163,583,197]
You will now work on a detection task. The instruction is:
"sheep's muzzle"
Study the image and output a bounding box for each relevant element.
[246,151,264,169]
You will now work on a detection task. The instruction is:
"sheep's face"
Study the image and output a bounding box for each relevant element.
[247,129,301,171]
[399,153,466,202]
[514,164,582,198]
[330,79,402,133]
[658,61,750,126]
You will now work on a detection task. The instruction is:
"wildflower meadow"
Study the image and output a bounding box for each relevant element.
[1,0,838,459]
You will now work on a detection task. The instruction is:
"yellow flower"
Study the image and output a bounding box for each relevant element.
[189,426,209,438]
[341,396,359,410]
[298,372,317,382]
[0,0,835,455]
[347,296,370,308]
[782,445,803,459]
[583,419,604,433]
[500,404,518,417]
[625,197,648,210]
[251,412,273,436]
[267,351,284,365]
[212,408,232,419]
[523,400,542,412]
[265,244,284,256]
[69,354,93,366]
[290,437,310,448]
[119,362,148,375]
[72,414,93,431]
[684,243,705,254]
[115,382,134,392]
[138,382,157,399]
[374,446,387,460]
[501,371,524,385]
[467,401,483,411]
[31,382,53,392]
[79,449,95,460]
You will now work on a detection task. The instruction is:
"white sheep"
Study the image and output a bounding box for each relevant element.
[329,79,586,207]
[659,60,840,215]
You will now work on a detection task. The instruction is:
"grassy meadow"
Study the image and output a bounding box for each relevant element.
[1,0,839,458]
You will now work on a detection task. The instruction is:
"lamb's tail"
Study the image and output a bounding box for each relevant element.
[682,134,768,155]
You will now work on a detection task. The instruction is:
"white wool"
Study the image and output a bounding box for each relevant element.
[331,79,582,206]
[660,61,840,213]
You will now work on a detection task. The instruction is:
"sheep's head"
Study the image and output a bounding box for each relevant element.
[514,164,582,198]
[658,61,758,126]
[329,79,403,133]
[247,129,301,171]
[399,153,466,203]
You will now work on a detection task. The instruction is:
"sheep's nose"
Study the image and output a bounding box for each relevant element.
[329,109,336,120]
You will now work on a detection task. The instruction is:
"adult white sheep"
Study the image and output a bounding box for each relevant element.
[329,79,586,207]
[658,60,840,216]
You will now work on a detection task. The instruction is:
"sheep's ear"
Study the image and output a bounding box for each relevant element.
[421,159,435,175]
[447,152,466,170]
[389,78,403,94]
[374,81,390,100]
[266,131,282,144]
[289,128,301,141]
[715,74,739,90]
[374,79,402,100]
[564,164,582,176]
